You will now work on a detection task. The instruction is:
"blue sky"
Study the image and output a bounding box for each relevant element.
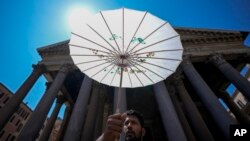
[0,0,250,118]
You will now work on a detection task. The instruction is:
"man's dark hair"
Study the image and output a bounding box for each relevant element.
[126,109,144,127]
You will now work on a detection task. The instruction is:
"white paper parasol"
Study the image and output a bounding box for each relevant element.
[69,8,183,113]
[70,8,183,86]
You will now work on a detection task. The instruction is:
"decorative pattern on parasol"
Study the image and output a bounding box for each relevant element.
[69,8,183,89]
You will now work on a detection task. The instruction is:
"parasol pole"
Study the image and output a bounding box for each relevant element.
[114,67,123,141]
[115,61,124,141]
[116,67,124,113]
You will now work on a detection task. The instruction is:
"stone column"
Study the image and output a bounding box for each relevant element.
[174,75,214,141]
[93,85,106,140]
[219,91,250,124]
[102,103,111,132]
[168,86,196,141]
[81,83,101,141]
[153,81,187,141]
[39,96,64,141]
[55,105,72,141]
[0,64,45,130]
[63,75,93,141]
[181,59,238,140]
[16,64,71,141]
[168,85,197,141]
[113,88,127,113]
[209,54,250,101]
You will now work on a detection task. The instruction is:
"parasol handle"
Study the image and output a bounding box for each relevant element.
[115,67,124,114]
[115,86,122,113]
[114,67,123,141]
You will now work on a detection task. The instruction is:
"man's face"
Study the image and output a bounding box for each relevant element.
[123,115,144,141]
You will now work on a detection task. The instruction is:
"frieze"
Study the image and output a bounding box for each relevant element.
[182,44,250,63]
[175,28,241,37]
[184,47,202,52]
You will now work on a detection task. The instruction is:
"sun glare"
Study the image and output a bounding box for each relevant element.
[67,5,94,31]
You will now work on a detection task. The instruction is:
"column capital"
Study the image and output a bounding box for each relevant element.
[32,64,46,73]
[172,67,185,85]
[45,82,53,91]
[209,53,226,66]
[173,73,185,87]
[182,55,192,64]
[45,82,52,87]
[56,95,65,104]
[167,85,176,96]
[243,52,250,63]
[59,64,73,74]
[64,101,71,107]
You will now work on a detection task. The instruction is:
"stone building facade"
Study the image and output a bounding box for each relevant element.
[0,84,63,141]
[0,27,250,141]
[0,83,32,141]
[36,118,63,141]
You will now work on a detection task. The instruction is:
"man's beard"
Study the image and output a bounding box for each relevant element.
[125,136,141,141]
[125,132,142,141]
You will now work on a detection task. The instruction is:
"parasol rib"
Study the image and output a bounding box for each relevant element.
[69,44,111,55]
[91,62,117,78]
[129,58,165,80]
[71,54,114,57]
[82,59,116,72]
[131,35,180,55]
[110,67,119,86]
[125,11,148,53]
[132,56,182,61]
[100,12,122,54]
[100,64,117,83]
[75,58,113,65]
[104,56,121,85]
[127,60,155,84]
[87,24,121,55]
[127,22,168,53]
[122,8,125,54]
[133,60,175,72]
[71,32,117,56]
[126,65,144,87]
[134,49,182,56]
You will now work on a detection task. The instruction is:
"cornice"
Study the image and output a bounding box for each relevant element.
[175,27,244,46]
[37,40,70,58]
[175,27,242,38]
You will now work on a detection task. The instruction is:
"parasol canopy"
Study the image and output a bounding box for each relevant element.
[69,8,183,88]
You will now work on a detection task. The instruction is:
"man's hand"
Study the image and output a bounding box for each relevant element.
[96,113,127,141]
